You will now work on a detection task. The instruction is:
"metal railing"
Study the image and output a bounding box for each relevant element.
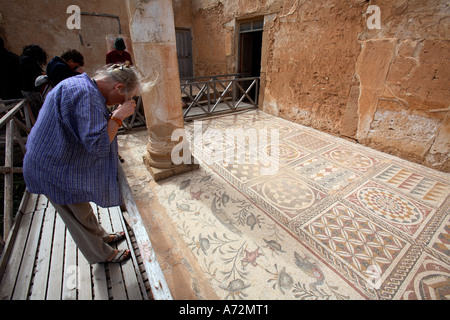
[181,74,259,120]
[0,98,35,249]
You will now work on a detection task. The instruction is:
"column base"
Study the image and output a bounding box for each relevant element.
[143,154,199,181]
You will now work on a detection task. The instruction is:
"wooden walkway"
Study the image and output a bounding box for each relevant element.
[0,192,151,300]
[0,167,172,300]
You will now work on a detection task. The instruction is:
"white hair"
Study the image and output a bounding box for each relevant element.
[94,62,153,97]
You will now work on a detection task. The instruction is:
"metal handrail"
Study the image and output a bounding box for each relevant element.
[181,75,259,120]
[180,73,240,83]
[0,98,34,248]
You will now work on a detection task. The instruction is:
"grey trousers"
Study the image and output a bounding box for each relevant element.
[50,201,115,264]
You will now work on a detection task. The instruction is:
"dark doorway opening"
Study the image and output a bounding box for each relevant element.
[176,28,193,78]
[238,19,263,103]
[239,31,263,78]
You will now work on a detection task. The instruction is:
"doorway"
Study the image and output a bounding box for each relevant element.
[175,28,194,78]
[238,19,263,102]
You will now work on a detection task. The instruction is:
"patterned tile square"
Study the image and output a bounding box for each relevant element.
[375,164,450,207]
[321,146,382,173]
[249,172,326,220]
[429,216,450,257]
[261,121,299,138]
[292,156,359,192]
[286,132,334,151]
[395,253,450,300]
[345,181,434,237]
[258,142,308,166]
[303,203,409,288]
[214,148,279,184]
[193,136,238,166]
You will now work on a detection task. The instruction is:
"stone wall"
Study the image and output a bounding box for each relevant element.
[355,0,449,172]
[0,0,132,76]
[186,0,449,172]
[1,0,448,171]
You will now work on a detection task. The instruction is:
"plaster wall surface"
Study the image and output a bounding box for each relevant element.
[1,0,448,172]
[0,0,132,76]
[186,0,449,172]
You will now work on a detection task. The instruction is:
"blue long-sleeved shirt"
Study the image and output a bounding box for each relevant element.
[23,73,122,207]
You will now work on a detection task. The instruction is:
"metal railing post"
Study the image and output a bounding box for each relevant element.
[0,99,31,240]
[3,120,13,239]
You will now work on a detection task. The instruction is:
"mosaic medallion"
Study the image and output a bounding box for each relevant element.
[328,149,373,171]
[261,176,315,210]
[357,187,423,225]
[259,143,305,164]
[202,140,236,158]
[267,123,296,137]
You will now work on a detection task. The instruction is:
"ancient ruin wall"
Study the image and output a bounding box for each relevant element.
[190,0,449,172]
[0,0,132,76]
[355,0,449,172]
[262,1,364,133]
[2,0,447,172]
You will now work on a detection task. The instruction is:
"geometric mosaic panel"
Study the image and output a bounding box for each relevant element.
[305,203,407,276]
[430,217,450,257]
[397,255,450,300]
[293,157,359,192]
[346,181,434,237]
[375,164,450,207]
[357,187,424,225]
[286,133,333,151]
[322,147,380,173]
[259,142,307,165]
[250,173,326,220]
[217,150,278,184]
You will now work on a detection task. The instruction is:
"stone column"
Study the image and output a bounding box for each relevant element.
[126,0,197,181]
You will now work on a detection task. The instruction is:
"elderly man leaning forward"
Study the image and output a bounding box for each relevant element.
[23,63,148,264]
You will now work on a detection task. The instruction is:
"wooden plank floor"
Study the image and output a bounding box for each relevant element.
[0,192,153,300]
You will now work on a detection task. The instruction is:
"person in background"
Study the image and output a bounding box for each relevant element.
[19,44,47,119]
[0,37,22,100]
[106,37,133,65]
[46,49,85,87]
[23,63,150,264]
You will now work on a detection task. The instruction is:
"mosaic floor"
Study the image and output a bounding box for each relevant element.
[120,110,450,300]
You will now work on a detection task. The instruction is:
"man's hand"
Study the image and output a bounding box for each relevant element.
[112,99,136,121]
[107,99,136,142]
